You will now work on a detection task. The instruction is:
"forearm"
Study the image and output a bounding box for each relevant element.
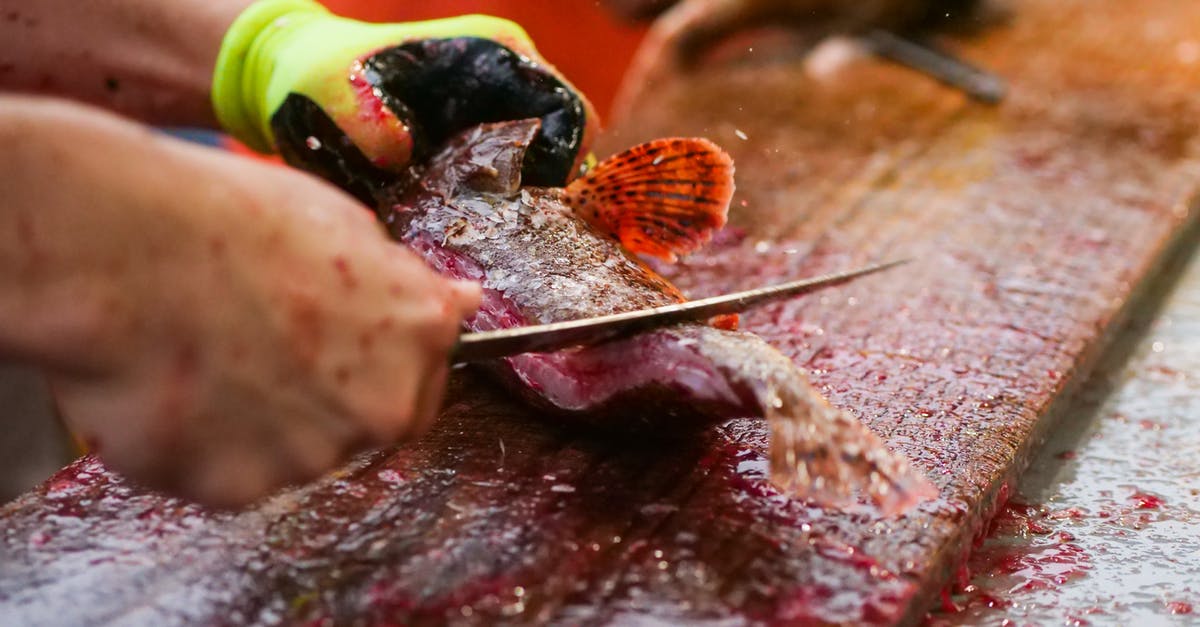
[0,0,253,127]
[0,96,201,371]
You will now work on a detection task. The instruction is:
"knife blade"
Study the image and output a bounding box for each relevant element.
[450,258,908,363]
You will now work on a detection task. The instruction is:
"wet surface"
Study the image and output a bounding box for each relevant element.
[929,229,1200,625]
[600,0,1200,620]
[386,119,932,513]
[2,0,1200,624]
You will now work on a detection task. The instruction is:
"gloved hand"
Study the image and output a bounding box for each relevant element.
[213,0,598,201]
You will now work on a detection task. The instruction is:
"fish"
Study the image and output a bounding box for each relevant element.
[377,118,935,515]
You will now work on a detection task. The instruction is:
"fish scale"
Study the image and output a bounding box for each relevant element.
[381,118,934,514]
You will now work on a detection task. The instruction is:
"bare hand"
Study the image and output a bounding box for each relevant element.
[0,97,479,506]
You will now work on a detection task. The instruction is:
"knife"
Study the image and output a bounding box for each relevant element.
[863,30,1007,104]
[451,258,908,363]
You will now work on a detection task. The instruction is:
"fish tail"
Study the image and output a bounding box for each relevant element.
[766,379,937,516]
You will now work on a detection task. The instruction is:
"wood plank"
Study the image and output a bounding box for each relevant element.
[939,210,1200,623]
[2,0,1199,624]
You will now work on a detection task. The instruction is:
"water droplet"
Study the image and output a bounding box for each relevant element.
[305,136,322,150]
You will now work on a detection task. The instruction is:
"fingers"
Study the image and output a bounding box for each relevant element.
[270,93,394,206]
[362,37,591,186]
[409,360,451,439]
[402,279,477,435]
[448,279,483,317]
[40,148,485,509]
[351,262,470,445]
[271,399,354,484]
[185,442,279,509]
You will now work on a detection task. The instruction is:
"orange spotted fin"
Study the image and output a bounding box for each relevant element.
[565,138,735,262]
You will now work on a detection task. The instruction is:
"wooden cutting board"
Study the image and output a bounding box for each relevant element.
[2,0,1198,624]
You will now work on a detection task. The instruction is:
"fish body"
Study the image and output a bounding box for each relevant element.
[379,119,934,514]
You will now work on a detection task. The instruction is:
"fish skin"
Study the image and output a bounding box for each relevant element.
[379,119,934,514]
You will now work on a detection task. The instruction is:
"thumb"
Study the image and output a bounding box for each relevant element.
[447,279,483,317]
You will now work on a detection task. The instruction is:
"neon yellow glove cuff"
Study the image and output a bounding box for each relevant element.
[213,0,542,157]
[212,0,329,152]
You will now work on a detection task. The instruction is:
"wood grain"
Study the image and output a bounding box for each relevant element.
[2,0,1199,624]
